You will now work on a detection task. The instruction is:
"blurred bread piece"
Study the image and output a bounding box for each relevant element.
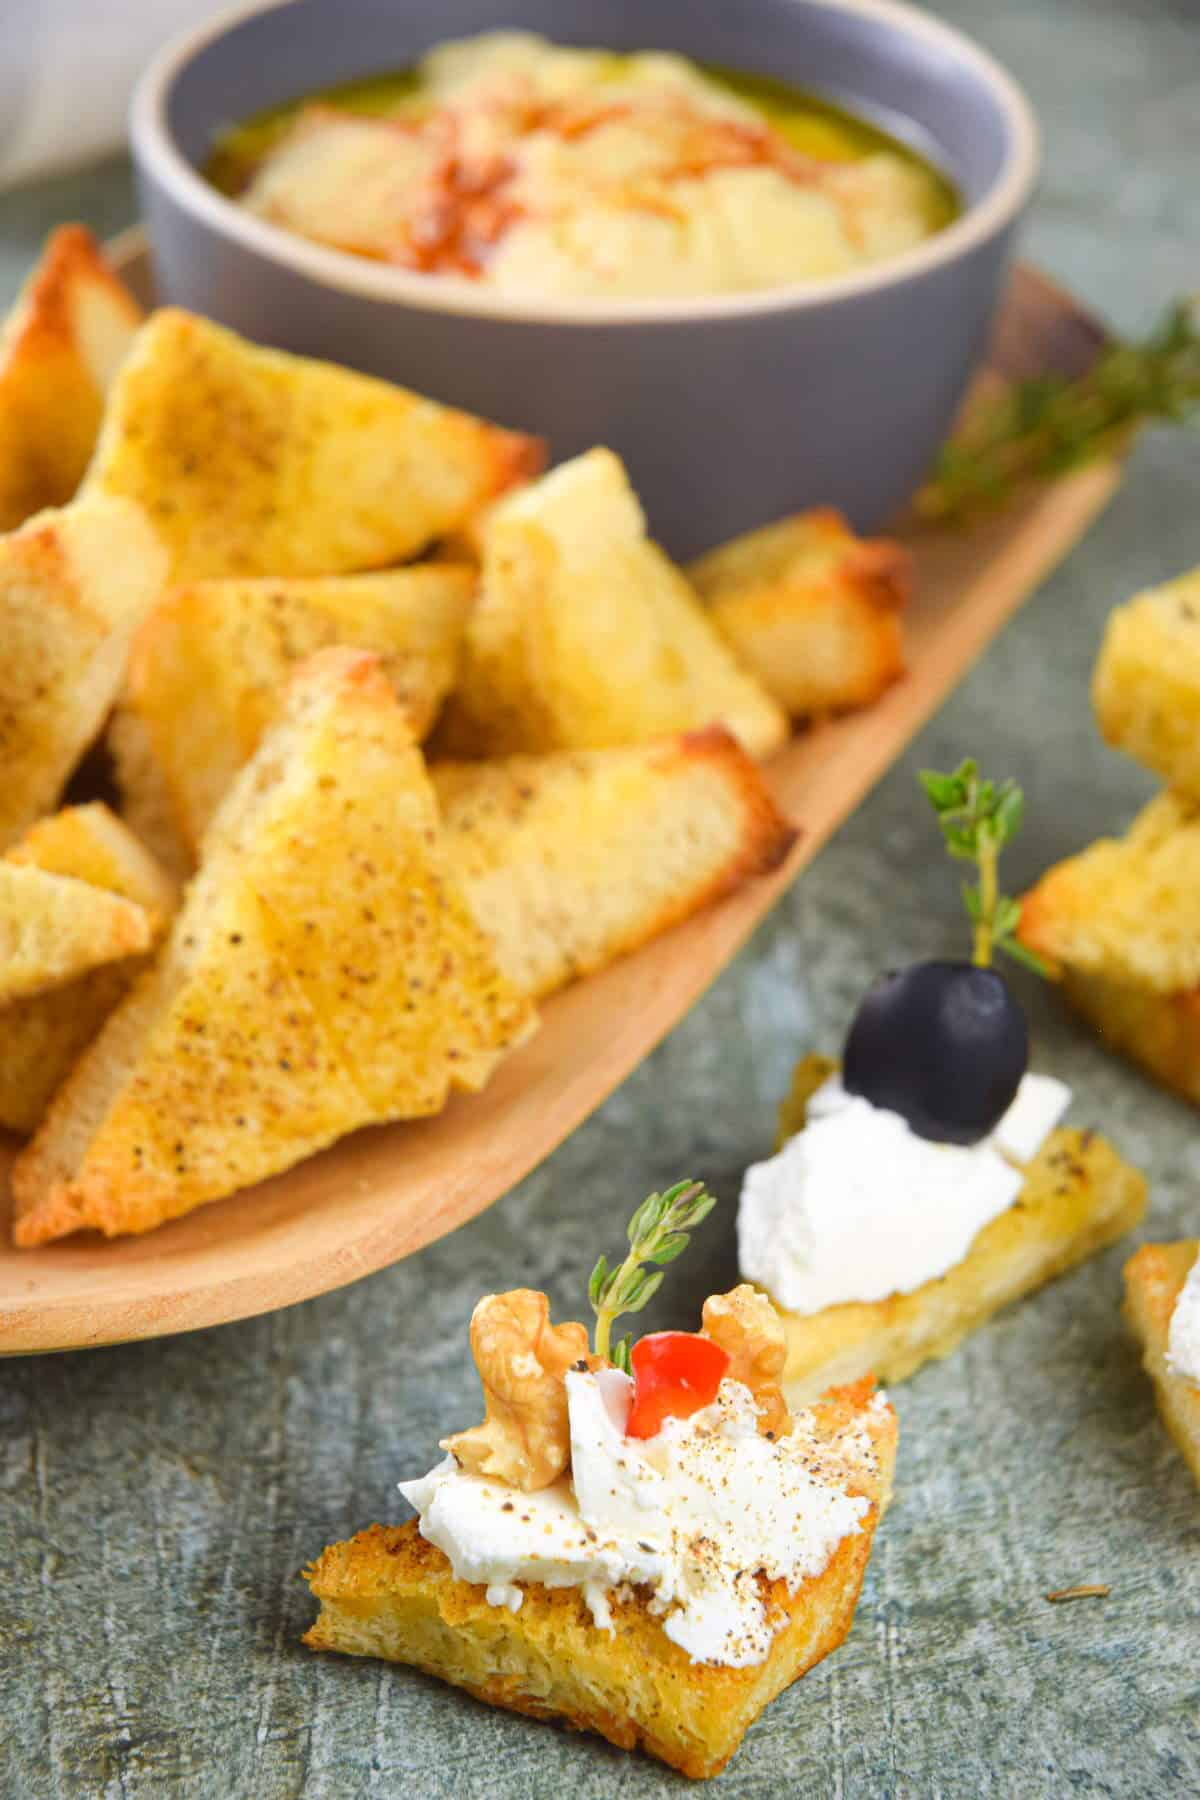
[0,497,168,849]
[433,729,796,1000]
[0,225,142,531]
[12,650,535,1245]
[0,805,175,1134]
[1123,1240,1200,1489]
[1056,974,1200,1109]
[303,1383,896,1781]
[436,449,788,761]
[688,509,910,717]
[1019,790,1200,994]
[774,1056,1146,1401]
[82,308,542,580]
[1093,568,1200,796]
[116,566,475,858]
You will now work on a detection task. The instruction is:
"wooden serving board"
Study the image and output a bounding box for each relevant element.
[0,252,1121,1354]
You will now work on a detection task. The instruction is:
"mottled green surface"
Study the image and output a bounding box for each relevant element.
[1,3,1199,1795]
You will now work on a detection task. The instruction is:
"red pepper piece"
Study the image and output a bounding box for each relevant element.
[625,1331,731,1440]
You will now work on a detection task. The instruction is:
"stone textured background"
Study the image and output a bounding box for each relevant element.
[1,1,1198,1794]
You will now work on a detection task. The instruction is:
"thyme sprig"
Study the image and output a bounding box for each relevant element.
[920,759,1046,975]
[918,296,1200,523]
[588,1180,716,1373]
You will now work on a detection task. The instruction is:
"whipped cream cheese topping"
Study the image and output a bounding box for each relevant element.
[400,1369,877,1667]
[1166,1253,1200,1386]
[738,1072,1072,1316]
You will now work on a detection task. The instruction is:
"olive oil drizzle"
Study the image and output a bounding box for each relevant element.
[207,52,958,234]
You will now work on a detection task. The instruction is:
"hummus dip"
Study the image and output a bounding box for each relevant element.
[230,32,952,300]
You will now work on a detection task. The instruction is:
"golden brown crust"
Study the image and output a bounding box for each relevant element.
[0,498,169,851]
[772,1058,1146,1399]
[12,649,535,1246]
[1018,790,1200,994]
[436,449,789,762]
[0,805,176,1136]
[82,308,542,581]
[1123,1240,1200,1489]
[118,565,475,853]
[303,1386,896,1779]
[1061,972,1200,1108]
[687,508,911,719]
[1092,569,1200,796]
[433,727,795,1001]
[0,225,142,530]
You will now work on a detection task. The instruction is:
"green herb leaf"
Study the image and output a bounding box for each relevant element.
[918,294,1200,523]
[995,934,1050,977]
[921,761,1042,977]
[587,1179,717,1362]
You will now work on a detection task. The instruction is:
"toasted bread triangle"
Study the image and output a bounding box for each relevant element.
[118,565,476,858]
[9,801,178,914]
[11,875,371,1242]
[203,648,536,1113]
[12,649,535,1242]
[432,729,796,999]
[0,225,142,531]
[436,449,788,761]
[0,497,169,849]
[0,862,155,1006]
[82,308,542,580]
[0,805,176,1135]
[687,508,910,719]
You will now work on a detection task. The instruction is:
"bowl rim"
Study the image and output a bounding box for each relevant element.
[131,0,1041,328]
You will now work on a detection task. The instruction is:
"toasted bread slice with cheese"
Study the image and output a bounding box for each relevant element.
[1123,1240,1200,1490]
[0,498,169,849]
[304,1382,896,1781]
[432,730,796,999]
[0,805,176,1134]
[687,509,910,718]
[771,1057,1146,1402]
[1058,973,1200,1108]
[1019,790,1200,994]
[117,565,475,857]
[436,450,789,762]
[0,226,142,531]
[82,309,541,580]
[12,649,535,1244]
[1093,567,1200,797]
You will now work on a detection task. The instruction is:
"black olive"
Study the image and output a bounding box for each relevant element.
[842,959,1028,1145]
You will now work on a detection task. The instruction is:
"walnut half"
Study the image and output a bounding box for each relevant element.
[442,1289,590,1492]
[702,1284,791,1438]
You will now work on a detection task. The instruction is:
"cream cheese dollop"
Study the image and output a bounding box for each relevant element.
[1166,1254,1200,1385]
[737,1072,1072,1315]
[400,1370,876,1667]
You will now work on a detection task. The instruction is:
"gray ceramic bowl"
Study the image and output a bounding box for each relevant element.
[131,0,1038,556]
